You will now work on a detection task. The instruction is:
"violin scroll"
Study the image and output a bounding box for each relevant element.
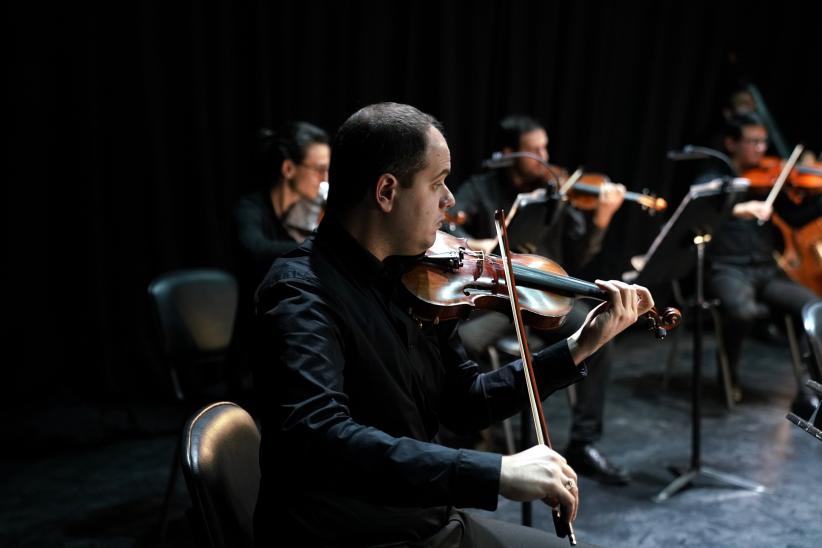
[643,306,682,340]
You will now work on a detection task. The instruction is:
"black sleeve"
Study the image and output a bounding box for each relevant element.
[450,179,485,239]
[436,322,586,434]
[560,207,607,273]
[774,192,822,228]
[232,195,298,279]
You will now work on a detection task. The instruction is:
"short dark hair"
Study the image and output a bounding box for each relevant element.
[723,112,765,142]
[495,115,544,151]
[326,102,444,215]
[259,121,329,185]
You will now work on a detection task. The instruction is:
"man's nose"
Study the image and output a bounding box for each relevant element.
[442,185,456,209]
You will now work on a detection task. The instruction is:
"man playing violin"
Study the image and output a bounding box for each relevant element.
[252,102,654,547]
[700,112,821,412]
[450,115,632,486]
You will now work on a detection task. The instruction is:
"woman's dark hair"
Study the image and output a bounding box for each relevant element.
[259,121,329,185]
[326,102,444,216]
[495,115,544,151]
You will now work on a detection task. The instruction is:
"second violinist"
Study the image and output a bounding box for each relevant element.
[450,115,633,485]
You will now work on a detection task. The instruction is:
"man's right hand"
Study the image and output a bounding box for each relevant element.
[499,444,579,521]
[732,200,772,222]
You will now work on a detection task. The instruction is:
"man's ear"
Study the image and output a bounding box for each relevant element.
[281,159,297,181]
[724,136,737,156]
[375,173,399,213]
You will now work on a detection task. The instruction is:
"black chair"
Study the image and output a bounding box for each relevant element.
[801,300,822,381]
[663,278,805,410]
[785,301,822,441]
[147,268,239,539]
[148,268,239,401]
[181,401,260,548]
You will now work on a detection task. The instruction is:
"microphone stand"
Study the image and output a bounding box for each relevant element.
[666,145,734,171]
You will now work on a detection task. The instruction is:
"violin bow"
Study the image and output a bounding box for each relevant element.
[759,144,804,225]
[494,209,577,546]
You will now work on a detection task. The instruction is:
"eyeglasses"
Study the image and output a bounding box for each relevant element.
[299,163,329,175]
[741,137,768,146]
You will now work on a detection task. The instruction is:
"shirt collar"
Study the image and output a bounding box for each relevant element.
[315,216,424,291]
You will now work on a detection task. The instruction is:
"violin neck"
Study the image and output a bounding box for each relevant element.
[513,264,605,299]
[572,182,647,205]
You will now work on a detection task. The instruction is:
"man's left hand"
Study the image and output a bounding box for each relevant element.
[593,182,626,228]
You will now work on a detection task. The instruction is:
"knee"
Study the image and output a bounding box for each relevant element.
[722,300,764,324]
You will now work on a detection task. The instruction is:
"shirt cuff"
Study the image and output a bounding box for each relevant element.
[533,340,588,393]
[453,449,501,511]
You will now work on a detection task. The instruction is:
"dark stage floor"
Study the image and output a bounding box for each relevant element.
[2,325,821,547]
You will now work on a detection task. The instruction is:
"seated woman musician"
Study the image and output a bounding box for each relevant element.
[229,121,330,402]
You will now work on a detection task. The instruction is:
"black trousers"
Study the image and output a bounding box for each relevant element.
[707,261,819,384]
[535,302,612,446]
[424,509,597,548]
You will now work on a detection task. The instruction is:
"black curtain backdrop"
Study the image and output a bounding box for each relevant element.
[9,1,821,404]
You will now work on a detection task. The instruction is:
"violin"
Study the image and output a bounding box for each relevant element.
[400,230,681,336]
[444,210,467,229]
[551,166,668,215]
[283,181,328,242]
[742,155,822,191]
[480,152,667,216]
[738,145,822,296]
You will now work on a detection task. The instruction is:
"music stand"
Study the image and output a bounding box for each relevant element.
[626,177,767,502]
[494,191,563,255]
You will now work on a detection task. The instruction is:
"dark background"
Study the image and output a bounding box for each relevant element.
[8,1,821,420]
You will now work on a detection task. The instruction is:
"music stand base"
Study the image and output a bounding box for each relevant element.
[653,465,767,503]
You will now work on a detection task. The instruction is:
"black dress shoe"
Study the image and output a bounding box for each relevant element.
[565,444,631,486]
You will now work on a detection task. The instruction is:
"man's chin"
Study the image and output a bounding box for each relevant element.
[405,234,435,257]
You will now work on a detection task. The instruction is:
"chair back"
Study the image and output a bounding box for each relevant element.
[148,269,239,400]
[181,401,260,548]
[802,301,822,380]
[148,268,239,359]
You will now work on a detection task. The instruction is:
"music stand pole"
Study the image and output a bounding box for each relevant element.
[653,234,766,502]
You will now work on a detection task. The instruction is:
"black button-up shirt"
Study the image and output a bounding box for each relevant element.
[449,170,607,273]
[253,217,585,546]
[696,167,822,265]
